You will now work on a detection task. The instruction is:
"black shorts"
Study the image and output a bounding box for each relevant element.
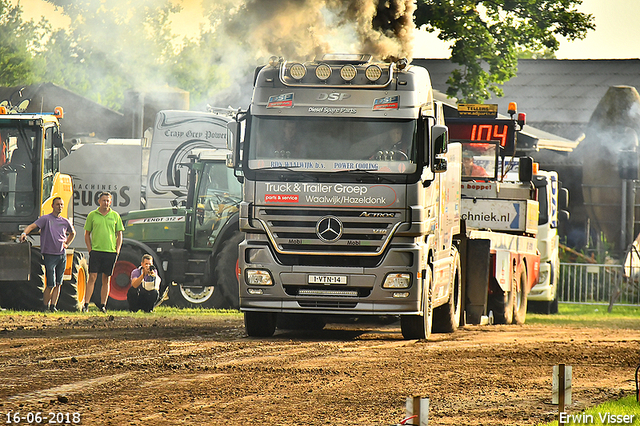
[88,251,118,276]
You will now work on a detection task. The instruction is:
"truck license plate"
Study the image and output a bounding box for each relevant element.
[308,275,347,285]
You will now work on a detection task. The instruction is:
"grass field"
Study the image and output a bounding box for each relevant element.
[527,303,640,329]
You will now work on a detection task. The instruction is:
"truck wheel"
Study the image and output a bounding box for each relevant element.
[512,268,528,325]
[11,248,45,311]
[58,252,87,311]
[401,266,433,340]
[212,231,244,309]
[432,249,462,333]
[488,277,514,325]
[107,247,143,310]
[244,311,276,337]
[549,291,559,314]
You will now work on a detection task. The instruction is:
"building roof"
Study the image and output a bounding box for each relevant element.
[0,83,126,141]
[414,59,640,140]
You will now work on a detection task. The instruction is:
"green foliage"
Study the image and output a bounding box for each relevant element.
[415,0,595,102]
[0,0,49,86]
[0,0,596,112]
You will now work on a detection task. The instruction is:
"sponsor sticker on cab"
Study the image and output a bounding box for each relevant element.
[373,95,399,110]
[267,93,294,108]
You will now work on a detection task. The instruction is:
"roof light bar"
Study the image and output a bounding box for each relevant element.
[365,65,382,82]
[315,63,332,81]
[289,63,307,80]
[340,65,357,82]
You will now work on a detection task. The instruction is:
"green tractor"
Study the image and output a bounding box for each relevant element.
[112,149,242,309]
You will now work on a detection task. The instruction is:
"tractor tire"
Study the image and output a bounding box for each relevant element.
[512,268,528,325]
[212,231,244,309]
[488,277,514,325]
[57,252,87,311]
[244,311,277,337]
[105,246,143,310]
[167,283,216,309]
[432,248,462,333]
[401,266,433,340]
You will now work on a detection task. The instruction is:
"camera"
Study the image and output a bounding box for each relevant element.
[149,264,156,271]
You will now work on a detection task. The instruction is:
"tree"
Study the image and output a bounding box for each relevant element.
[44,0,181,109]
[415,0,595,102]
[0,0,48,86]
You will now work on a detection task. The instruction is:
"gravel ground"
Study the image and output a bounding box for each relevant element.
[0,312,638,425]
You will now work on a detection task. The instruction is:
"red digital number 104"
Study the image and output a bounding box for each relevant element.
[470,124,508,146]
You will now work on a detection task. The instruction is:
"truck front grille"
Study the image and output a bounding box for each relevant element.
[255,207,404,256]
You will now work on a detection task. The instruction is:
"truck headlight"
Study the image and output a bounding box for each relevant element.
[538,270,549,285]
[245,269,273,286]
[382,273,411,289]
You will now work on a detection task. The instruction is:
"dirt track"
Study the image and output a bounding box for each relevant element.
[0,312,638,426]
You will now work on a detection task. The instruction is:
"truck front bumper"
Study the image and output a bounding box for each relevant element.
[239,239,426,316]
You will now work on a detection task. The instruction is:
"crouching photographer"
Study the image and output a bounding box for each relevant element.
[128,254,160,313]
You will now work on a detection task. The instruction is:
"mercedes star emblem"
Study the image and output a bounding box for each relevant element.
[316,216,343,242]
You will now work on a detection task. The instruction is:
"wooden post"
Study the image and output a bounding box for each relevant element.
[406,396,429,426]
[558,363,565,415]
[553,364,571,420]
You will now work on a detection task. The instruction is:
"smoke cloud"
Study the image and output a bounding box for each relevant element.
[223,0,416,62]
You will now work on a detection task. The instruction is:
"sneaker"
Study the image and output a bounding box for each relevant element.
[81,305,89,313]
[49,306,58,313]
[100,306,107,314]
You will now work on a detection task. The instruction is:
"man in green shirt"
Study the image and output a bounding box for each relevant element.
[83,192,124,313]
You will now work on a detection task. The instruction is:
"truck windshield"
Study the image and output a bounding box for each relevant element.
[247,116,417,174]
[461,142,497,180]
[0,124,37,216]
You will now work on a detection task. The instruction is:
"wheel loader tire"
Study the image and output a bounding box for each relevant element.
[432,248,462,333]
[212,231,244,309]
[10,248,45,311]
[58,252,87,311]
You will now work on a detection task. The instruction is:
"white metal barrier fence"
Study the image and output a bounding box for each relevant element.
[559,263,640,305]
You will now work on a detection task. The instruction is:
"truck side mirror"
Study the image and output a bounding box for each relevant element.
[431,124,448,173]
[518,156,533,182]
[174,169,181,188]
[558,210,570,222]
[559,187,569,210]
[226,121,239,168]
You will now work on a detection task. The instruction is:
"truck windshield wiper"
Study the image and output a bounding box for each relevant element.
[329,168,395,183]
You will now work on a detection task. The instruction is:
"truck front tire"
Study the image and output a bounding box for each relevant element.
[401,266,433,340]
[432,249,462,333]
